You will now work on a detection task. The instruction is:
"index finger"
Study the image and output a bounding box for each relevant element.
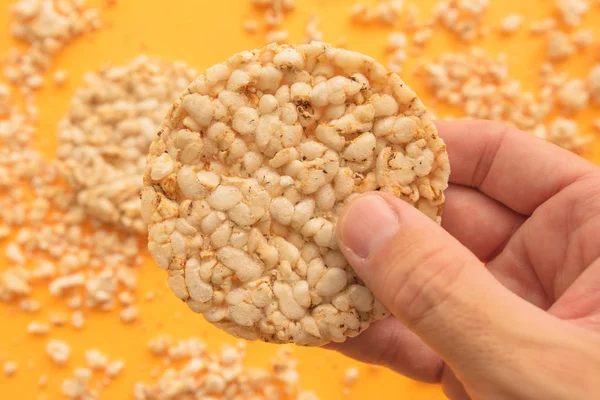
[436,120,597,215]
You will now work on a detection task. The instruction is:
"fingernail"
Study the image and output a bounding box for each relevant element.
[340,194,399,259]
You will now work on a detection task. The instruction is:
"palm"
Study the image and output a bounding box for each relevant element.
[445,137,600,332]
[327,120,600,398]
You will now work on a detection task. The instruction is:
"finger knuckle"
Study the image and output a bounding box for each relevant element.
[469,121,512,189]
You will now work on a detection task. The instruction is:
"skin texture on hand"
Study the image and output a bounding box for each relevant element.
[327,120,600,400]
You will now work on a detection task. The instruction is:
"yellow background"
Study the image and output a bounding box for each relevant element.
[1,0,599,399]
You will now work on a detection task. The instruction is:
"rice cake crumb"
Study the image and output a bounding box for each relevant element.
[47,339,71,366]
[547,31,575,61]
[0,268,31,299]
[243,19,260,34]
[71,311,86,329]
[303,14,323,44]
[555,0,589,27]
[86,349,109,370]
[105,360,125,378]
[67,295,83,309]
[349,0,404,26]
[557,79,589,113]
[572,29,594,48]
[530,18,556,35]
[54,69,68,85]
[0,78,144,314]
[298,392,320,400]
[388,49,407,73]
[143,42,449,345]
[135,336,317,399]
[27,321,50,335]
[50,312,69,326]
[148,335,171,356]
[344,367,359,385]
[417,48,593,150]
[18,297,40,312]
[249,0,295,44]
[118,291,135,305]
[56,56,197,233]
[120,305,138,323]
[544,118,594,150]
[62,368,94,399]
[413,27,433,47]
[266,29,289,44]
[499,14,524,34]
[6,0,101,120]
[5,243,25,264]
[3,361,17,377]
[588,64,600,105]
[431,0,489,42]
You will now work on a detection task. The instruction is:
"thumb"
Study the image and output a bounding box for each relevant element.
[336,192,542,370]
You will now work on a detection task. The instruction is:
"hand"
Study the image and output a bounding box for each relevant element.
[328,120,600,400]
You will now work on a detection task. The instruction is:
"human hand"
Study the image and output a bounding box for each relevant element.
[328,120,600,400]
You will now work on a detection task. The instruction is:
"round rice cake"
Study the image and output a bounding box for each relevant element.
[57,56,197,233]
[142,42,450,345]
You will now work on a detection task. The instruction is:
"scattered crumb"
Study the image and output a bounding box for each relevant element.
[53,69,68,85]
[3,361,17,377]
[535,118,594,150]
[27,321,50,335]
[349,0,404,25]
[67,295,83,309]
[31,261,56,279]
[49,312,69,326]
[500,14,524,34]
[588,64,600,103]
[298,392,320,400]
[547,31,575,61]
[119,305,138,323]
[5,0,102,120]
[71,311,85,329]
[265,29,288,44]
[344,367,359,385]
[557,79,589,112]
[62,368,94,399]
[46,339,71,366]
[386,32,407,51]
[148,335,171,356]
[555,0,589,27]
[303,14,323,44]
[417,47,593,150]
[105,360,124,378]
[387,49,407,73]
[413,27,433,47]
[432,0,490,42]
[85,349,109,370]
[134,337,317,399]
[572,29,594,48]
[18,298,40,312]
[248,0,295,44]
[243,19,260,34]
[5,243,25,264]
[118,291,134,305]
[530,18,556,35]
